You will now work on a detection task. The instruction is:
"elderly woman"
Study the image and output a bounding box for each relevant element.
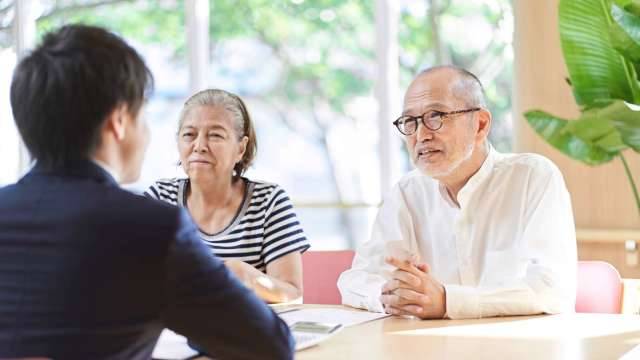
[145,89,309,303]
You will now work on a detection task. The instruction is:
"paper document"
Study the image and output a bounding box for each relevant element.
[619,344,640,360]
[152,329,199,360]
[279,307,390,327]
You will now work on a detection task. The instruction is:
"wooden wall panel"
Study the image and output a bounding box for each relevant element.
[579,243,640,278]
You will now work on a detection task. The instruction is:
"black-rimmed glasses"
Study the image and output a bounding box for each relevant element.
[393,108,481,135]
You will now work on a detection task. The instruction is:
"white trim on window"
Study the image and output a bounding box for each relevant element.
[14,0,37,176]
[375,0,401,199]
[185,0,210,94]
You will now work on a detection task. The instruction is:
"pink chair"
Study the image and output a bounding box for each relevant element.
[576,260,623,313]
[302,250,355,304]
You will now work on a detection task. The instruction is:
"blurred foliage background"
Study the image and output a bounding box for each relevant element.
[0,0,513,247]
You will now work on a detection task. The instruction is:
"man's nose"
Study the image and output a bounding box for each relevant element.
[416,120,434,142]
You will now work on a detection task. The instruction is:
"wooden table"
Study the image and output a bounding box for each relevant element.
[295,306,640,360]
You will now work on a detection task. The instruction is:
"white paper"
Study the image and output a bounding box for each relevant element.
[152,329,199,360]
[620,344,640,360]
[279,307,390,327]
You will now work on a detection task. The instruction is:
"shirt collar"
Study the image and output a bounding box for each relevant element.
[438,144,497,209]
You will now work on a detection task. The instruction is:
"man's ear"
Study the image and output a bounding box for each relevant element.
[476,109,492,141]
[104,103,129,141]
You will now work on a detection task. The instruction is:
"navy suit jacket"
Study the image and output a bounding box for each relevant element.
[0,161,294,359]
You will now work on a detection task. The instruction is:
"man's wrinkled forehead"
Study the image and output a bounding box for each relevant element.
[403,71,459,113]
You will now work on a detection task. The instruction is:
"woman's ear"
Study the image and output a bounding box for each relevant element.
[236,135,249,162]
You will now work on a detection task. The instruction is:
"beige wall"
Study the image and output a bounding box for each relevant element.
[513,0,640,230]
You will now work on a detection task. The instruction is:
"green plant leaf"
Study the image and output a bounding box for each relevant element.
[547,100,639,152]
[611,3,640,77]
[595,131,629,151]
[565,114,626,153]
[612,3,640,44]
[567,101,631,152]
[525,110,618,165]
[608,104,640,151]
[559,0,640,106]
[572,100,640,151]
[565,112,615,140]
[612,0,640,16]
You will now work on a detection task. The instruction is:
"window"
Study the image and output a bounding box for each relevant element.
[206,1,379,248]
[2,0,514,249]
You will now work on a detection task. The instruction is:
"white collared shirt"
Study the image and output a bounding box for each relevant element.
[337,148,577,319]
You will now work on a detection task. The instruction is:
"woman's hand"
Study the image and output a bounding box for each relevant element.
[224,256,303,304]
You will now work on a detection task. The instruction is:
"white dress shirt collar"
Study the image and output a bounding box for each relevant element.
[437,144,496,209]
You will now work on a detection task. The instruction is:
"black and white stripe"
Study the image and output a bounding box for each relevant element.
[145,178,309,272]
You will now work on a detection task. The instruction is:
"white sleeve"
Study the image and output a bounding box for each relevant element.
[444,161,577,319]
[337,183,419,313]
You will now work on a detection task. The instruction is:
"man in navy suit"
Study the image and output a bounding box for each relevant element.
[0,24,294,359]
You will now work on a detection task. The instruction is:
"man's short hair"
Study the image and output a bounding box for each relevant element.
[419,65,487,108]
[10,24,154,169]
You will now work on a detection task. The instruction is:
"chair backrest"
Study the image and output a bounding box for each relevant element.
[576,260,623,313]
[302,250,355,304]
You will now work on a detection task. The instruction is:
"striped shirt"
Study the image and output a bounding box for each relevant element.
[145,178,310,272]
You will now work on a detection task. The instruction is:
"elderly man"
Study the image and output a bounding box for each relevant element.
[338,66,577,320]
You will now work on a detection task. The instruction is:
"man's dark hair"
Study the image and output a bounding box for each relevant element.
[10,24,154,169]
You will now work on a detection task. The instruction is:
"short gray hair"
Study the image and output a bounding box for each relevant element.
[419,65,487,108]
[177,89,257,176]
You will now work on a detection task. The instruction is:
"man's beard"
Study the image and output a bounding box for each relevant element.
[419,140,474,178]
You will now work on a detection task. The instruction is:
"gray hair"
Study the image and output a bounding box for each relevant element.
[177,89,257,176]
[178,89,244,138]
[419,65,487,108]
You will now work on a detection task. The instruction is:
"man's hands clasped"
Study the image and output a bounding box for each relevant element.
[380,256,447,319]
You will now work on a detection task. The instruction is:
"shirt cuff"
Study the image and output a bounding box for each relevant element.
[341,280,385,313]
[444,284,482,319]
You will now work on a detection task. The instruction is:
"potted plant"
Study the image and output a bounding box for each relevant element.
[524,0,640,216]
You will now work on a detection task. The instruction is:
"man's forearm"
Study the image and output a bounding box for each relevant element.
[444,278,574,320]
